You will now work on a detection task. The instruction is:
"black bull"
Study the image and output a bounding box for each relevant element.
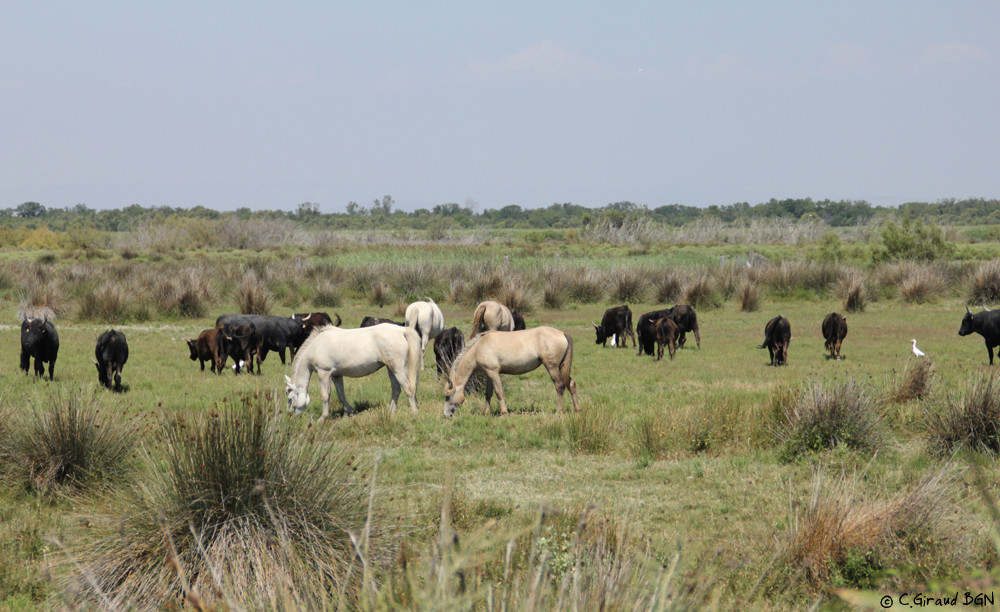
[959,307,1000,364]
[95,329,129,389]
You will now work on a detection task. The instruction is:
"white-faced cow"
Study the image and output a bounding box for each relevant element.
[821,312,848,360]
[593,305,635,348]
[20,316,59,380]
[959,307,1000,364]
[760,315,791,366]
[95,329,129,390]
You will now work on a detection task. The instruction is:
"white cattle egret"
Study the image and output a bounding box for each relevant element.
[911,339,925,358]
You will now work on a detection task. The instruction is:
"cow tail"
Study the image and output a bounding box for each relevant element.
[406,327,421,396]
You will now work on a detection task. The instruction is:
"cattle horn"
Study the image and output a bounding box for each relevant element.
[591,321,598,329]
[967,306,972,314]
[333,312,342,327]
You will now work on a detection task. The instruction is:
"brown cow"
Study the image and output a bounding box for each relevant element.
[654,317,679,361]
[185,328,227,374]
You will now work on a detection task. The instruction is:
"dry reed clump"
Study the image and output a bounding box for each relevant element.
[390,262,439,302]
[899,266,944,304]
[498,276,534,314]
[611,266,647,304]
[838,272,868,313]
[683,275,720,310]
[541,267,570,310]
[565,268,604,304]
[156,268,212,318]
[778,380,884,460]
[653,271,685,304]
[67,396,379,609]
[312,280,342,308]
[761,261,842,298]
[967,260,1000,307]
[770,466,964,590]
[78,281,148,323]
[925,375,1000,456]
[738,280,761,312]
[236,269,271,314]
[369,281,392,307]
[890,358,935,404]
[2,393,136,494]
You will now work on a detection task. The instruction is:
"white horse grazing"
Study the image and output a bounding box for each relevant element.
[469,300,514,338]
[444,326,580,418]
[285,324,421,419]
[405,298,446,368]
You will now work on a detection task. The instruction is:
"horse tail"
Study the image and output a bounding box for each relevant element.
[559,332,575,386]
[405,327,421,396]
[469,303,486,339]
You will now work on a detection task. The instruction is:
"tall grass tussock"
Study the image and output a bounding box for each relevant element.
[926,375,1000,456]
[778,380,884,460]
[68,395,379,609]
[2,394,136,493]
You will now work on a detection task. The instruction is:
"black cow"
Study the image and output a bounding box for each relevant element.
[593,305,636,348]
[291,312,340,356]
[821,312,848,360]
[512,311,527,331]
[95,330,129,390]
[215,314,309,369]
[654,317,679,361]
[760,315,791,366]
[433,326,465,376]
[636,308,673,356]
[186,328,228,373]
[20,317,59,380]
[958,307,1000,365]
[670,304,701,349]
[360,316,404,327]
[223,323,261,374]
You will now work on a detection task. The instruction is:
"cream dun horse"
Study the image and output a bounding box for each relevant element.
[285,324,420,419]
[444,326,580,417]
[469,300,514,338]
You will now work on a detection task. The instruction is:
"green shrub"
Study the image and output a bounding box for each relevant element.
[871,218,955,263]
[779,381,884,460]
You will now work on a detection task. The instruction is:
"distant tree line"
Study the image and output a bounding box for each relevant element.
[1,197,997,233]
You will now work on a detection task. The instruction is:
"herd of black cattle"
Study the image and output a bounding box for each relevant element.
[15,305,1000,394]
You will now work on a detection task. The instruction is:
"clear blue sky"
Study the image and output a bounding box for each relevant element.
[2,2,997,212]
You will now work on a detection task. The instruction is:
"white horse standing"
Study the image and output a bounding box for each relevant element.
[285,324,421,419]
[405,298,446,368]
[444,326,580,417]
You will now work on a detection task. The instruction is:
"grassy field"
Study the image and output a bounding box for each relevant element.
[1,249,1000,609]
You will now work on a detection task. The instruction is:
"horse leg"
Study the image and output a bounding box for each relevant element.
[389,363,419,414]
[483,369,507,415]
[484,376,494,415]
[542,361,568,413]
[317,370,333,420]
[387,370,401,412]
[332,376,356,417]
[694,326,701,349]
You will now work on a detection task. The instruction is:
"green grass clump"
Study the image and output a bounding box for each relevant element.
[779,381,884,460]
[926,375,1000,456]
[2,394,136,493]
[69,394,378,609]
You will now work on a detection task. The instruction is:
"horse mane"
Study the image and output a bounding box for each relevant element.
[290,324,338,377]
[449,332,485,379]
